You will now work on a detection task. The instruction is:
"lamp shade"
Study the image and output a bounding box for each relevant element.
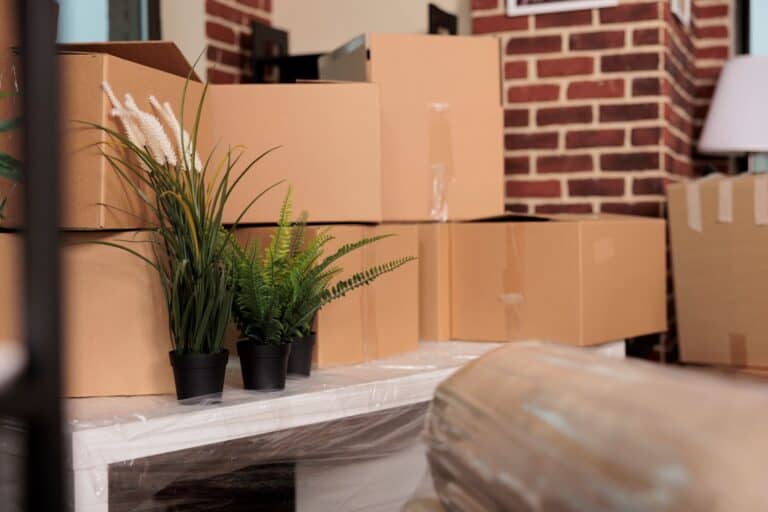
[698,55,768,154]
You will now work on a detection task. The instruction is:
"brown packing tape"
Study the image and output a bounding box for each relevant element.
[729,333,748,367]
[501,224,523,342]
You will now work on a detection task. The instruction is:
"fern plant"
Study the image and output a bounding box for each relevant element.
[87,72,280,355]
[229,187,415,345]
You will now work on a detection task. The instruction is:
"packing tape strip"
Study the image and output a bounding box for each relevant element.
[685,182,703,232]
[361,227,378,361]
[501,225,523,341]
[755,175,768,225]
[729,333,748,367]
[718,179,733,223]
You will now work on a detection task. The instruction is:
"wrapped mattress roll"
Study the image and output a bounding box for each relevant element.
[425,342,768,512]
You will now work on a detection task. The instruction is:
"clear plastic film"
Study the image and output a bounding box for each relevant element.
[428,103,455,222]
[65,341,498,512]
[419,341,768,512]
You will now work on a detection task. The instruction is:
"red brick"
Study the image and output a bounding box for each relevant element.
[505,156,529,175]
[505,61,527,79]
[507,180,561,198]
[633,28,659,46]
[567,79,624,99]
[694,24,729,39]
[473,15,528,34]
[696,46,729,60]
[206,21,236,45]
[537,56,593,77]
[633,177,666,195]
[505,132,558,150]
[506,35,561,55]
[632,77,661,96]
[695,66,721,80]
[537,155,593,173]
[535,9,591,28]
[506,204,530,214]
[207,0,248,23]
[566,129,624,149]
[600,202,662,217]
[208,67,238,84]
[600,3,658,24]
[692,4,728,18]
[207,45,242,68]
[569,178,624,197]
[632,127,661,146]
[601,52,659,72]
[505,108,529,127]
[471,0,497,10]
[601,152,660,171]
[537,106,592,126]
[535,203,593,214]
[600,103,659,122]
[695,84,716,100]
[569,30,624,50]
[507,84,559,103]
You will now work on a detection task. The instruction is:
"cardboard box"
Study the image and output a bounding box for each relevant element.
[1,43,383,228]
[0,231,174,397]
[668,175,768,368]
[207,84,382,224]
[233,224,419,367]
[319,33,504,222]
[1,42,206,229]
[450,215,667,346]
[417,223,451,341]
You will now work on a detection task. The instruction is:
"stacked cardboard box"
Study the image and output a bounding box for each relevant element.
[668,174,768,369]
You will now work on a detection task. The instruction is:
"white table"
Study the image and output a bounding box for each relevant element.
[67,341,500,511]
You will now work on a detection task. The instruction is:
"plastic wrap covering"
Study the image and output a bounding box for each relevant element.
[67,341,499,511]
[423,341,768,512]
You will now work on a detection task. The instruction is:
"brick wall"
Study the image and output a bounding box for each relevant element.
[472,0,735,216]
[205,0,272,83]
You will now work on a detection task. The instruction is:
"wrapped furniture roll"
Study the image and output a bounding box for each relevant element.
[424,342,768,511]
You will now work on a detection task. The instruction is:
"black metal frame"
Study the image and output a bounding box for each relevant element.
[0,1,64,510]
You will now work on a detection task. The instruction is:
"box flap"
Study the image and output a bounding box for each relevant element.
[57,41,200,81]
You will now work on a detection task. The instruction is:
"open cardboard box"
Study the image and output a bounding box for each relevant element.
[319,33,505,222]
[668,174,768,368]
[231,224,419,368]
[0,231,174,397]
[450,214,667,346]
[0,42,383,228]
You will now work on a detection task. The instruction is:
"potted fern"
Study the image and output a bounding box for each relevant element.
[229,188,415,388]
[90,77,278,402]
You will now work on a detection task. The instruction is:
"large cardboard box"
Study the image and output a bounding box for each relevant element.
[668,175,768,368]
[0,231,174,397]
[417,223,452,341]
[1,43,383,228]
[1,42,206,229]
[450,215,667,346]
[208,84,382,225]
[319,33,504,222]
[233,224,419,367]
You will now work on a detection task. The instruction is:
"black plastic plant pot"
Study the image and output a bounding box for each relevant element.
[169,349,229,404]
[237,340,291,391]
[287,332,316,377]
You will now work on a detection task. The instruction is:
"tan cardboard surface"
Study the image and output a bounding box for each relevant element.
[669,175,768,368]
[320,33,504,222]
[451,215,667,346]
[207,83,382,225]
[233,224,418,367]
[418,223,452,341]
[0,232,174,397]
[1,45,206,229]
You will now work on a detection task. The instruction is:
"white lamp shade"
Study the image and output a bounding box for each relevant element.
[698,55,768,155]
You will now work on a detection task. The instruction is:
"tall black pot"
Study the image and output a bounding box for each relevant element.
[287,333,316,377]
[169,349,229,403]
[237,340,291,391]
